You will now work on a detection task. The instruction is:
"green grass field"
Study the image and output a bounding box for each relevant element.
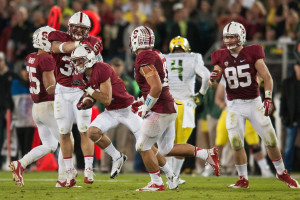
[0,171,299,200]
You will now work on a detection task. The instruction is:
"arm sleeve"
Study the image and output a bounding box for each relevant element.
[194,54,210,95]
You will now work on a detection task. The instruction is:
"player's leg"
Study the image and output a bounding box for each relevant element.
[225,108,249,188]
[73,98,94,184]
[249,99,299,188]
[54,91,77,187]
[120,107,178,189]
[88,110,126,179]
[10,102,59,187]
[135,112,174,191]
[244,120,273,177]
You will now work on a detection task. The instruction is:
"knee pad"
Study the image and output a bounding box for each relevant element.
[250,145,261,154]
[263,126,278,147]
[45,140,58,153]
[228,130,244,150]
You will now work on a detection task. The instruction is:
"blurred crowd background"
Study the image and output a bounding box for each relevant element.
[0,0,300,177]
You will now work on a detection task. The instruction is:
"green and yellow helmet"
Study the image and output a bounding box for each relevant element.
[169,36,191,53]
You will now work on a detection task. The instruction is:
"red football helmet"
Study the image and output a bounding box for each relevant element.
[68,11,91,41]
[223,21,246,50]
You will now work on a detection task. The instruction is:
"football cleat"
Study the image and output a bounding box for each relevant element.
[178,178,186,185]
[276,170,300,188]
[110,153,127,179]
[66,168,78,187]
[56,180,67,187]
[9,161,24,187]
[228,176,249,188]
[206,147,221,176]
[136,182,165,191]
[166,174,179,190]
[84,168,94,184]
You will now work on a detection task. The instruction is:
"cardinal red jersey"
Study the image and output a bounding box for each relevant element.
[48,30,101,87]
[211,45,264,100]
[26,53,55,103]
[89,62,134,110]
[134,49,176,114]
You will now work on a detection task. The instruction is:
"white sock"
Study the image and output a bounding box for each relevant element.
[236,164,248,180]
[20,145,52,168]
[160,163,174,178]
[257,158,268,171]
[173,158,185,177]
[194,147,208,160]
[58,148,66,179]
[84,156,94,170]
[272,158,285,175]
[104,143,121,161]
[149,170,163,185]
[64,157,74,170]
[166,157,173,169]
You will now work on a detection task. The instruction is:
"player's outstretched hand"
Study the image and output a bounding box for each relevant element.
[210,69,222,82]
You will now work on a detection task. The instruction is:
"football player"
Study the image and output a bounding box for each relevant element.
[48,11,103,187]
[209,21,299,188]
[214,77,273,177]
[130,26,220,191]
[71,45,180,190]
[9,26,65,187]
[164,36,210,183]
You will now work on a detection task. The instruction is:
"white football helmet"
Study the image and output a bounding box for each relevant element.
[68,11,91,41]
[223,21,246,50]
[70,44,96,74]
[32,26,56,52]
[129,26,155,53]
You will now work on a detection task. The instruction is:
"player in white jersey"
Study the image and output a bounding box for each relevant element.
[164,36,210,183]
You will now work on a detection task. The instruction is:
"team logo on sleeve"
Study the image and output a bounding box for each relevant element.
[224,61,228,67]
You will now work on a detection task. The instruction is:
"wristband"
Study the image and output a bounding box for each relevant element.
[59,42,65,53]
[74,41,80,48]
[85,87,95,96]
[46,84,55,91]
[145,94,158,110]
[265,90,272,99]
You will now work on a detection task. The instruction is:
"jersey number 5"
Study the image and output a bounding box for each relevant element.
[225,64,251,89]
[27,66,40,94]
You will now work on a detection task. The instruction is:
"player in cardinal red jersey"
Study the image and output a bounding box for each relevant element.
[71,45,181,189]
[48,11,103,187]
[130,26,220,191]
[9,26,66,187]
[209,21,299,189]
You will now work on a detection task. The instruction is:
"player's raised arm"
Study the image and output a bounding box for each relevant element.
[208,65,222,89]
[51,40,81,54]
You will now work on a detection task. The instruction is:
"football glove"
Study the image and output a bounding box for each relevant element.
[131,96,145,113]
[77,96,93,110]
[137,105,149,119]
[71,78,89,91]
[192,92,204,106]
[210,69,222,81]
[80,41,94,50]
[264,98,273,116]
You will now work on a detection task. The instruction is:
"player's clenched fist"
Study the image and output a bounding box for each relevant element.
[264,98,273,116]
[210,69,222,82]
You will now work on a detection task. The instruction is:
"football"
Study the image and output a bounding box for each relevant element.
[77,92,96,110]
